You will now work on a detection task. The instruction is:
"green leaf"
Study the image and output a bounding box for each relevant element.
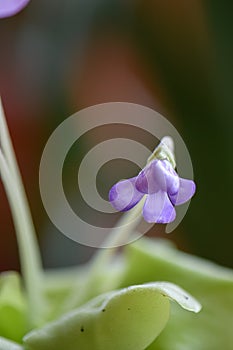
[120,237,233,350]
[42,267,84,321]
[0,337,24,350]
[23,282,200,350]
[0,272,28,343]
[42,259,125,321]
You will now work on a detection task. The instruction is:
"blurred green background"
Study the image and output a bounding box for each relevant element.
[0,0,232,270]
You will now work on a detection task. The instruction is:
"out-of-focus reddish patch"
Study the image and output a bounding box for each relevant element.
[67,34,165,111]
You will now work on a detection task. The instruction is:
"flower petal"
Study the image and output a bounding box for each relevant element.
[169,178,196,206]
[136,160,164,194]
[0,0,30,18]
[109,177,144,212]
[136,160,179,195]
[161,160,180,195]
[142,191,176,223]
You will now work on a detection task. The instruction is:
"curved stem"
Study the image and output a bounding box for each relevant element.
[90,197,145,269]
[0,100,44,326]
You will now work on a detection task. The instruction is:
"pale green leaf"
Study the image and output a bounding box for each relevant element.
[120,237,233,350]
[0,272,28,343]
[42,259,125,321]
[0,337,24,350]
[24,282,200,350]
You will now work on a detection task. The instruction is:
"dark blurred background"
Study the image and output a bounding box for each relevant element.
[0,0,232,270]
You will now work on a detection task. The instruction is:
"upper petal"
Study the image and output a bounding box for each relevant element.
[161,160,180,195]
[0,0,30,18]
[109,177,144,212]
[169,178,196,206]
[142,191,176,223]
[136,160,179,195]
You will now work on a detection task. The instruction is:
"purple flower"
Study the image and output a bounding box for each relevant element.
[109,159,196,223]
[0,0,30,18]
